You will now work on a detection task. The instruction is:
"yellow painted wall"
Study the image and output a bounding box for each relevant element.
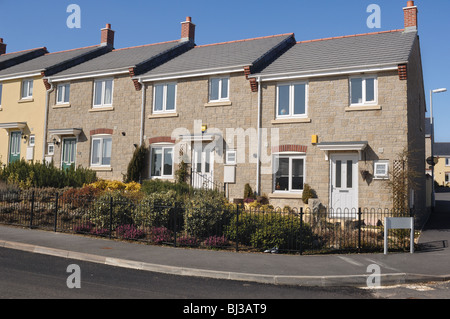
[434,156,450,186]
[0,76,47,165]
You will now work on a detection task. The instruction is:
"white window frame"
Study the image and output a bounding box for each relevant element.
[56,83,70,104]
[273,153,306,193]
[445,172,450,184]
[349,75,378,106]
[276,82,308,119]
[209,76,230,102]
[153,82,177,114]
[93,78,113,108]
[21,79,33,99]
[150,144,174,179]
[374,161,389,179]
[0,83,3,108]
[90,135,112,167]
[445,158,450,167]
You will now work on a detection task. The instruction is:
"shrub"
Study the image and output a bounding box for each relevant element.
[116,224,146,240]
[243,183,254,199]
[0,159,97,189]
[61,186,101,209]
[302,184,317,204]
[203,235,229,248]
[150,226,173,244]
[183,189,231,238]
[89,191,135,229]
[141,179,191,197]
[132,190,179,229]
[177,234,199,247]
[73,222,94,234]
[124,145,147,183]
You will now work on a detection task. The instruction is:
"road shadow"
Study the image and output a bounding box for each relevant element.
[417,194,450,252]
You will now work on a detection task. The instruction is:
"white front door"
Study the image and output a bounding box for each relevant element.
[192,144,214,189]
[330,154,358,217]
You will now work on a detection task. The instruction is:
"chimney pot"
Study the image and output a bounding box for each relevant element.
[403,1,418,32]
[0,38,6,55]
[101,23,115,48]
[181,16,195,42]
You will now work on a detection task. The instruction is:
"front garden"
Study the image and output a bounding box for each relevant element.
[0,160,415,254]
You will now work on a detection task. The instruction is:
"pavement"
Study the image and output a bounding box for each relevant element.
[1,193,449,288]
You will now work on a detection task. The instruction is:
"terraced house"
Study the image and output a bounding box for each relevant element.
[30,1,426,217]
[44,21,194,179]
[0,28,112,166]
[249,1,426,215]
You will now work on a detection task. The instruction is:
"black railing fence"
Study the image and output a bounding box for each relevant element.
[0,191,415,255]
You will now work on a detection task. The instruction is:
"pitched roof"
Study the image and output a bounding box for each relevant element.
[253,30,418,78]
[50,40,191,79]
[435,143,450,156]
[0,47,48,71]
[0,45,107,79]
[138,34,295,80]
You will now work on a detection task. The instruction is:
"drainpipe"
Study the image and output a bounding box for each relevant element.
[139,79,146,146]
[256,76,262,195]
[42,79,54,162]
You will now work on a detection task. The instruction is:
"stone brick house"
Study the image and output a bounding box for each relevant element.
[247,1,426,215]
[44,22,194,179]
[0,34,110,166]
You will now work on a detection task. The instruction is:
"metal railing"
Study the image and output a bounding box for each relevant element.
[0,190,415,255]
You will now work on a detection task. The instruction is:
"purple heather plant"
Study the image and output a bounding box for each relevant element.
[150,226,173,244]
[116,224,146,240]
[203,235,229,248]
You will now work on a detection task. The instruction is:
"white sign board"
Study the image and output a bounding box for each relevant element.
[384,217,414,254]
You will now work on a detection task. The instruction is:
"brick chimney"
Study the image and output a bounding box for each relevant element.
[181,17,195,42]
[404,1,418,32]
[0,38,6,55]
[101,23,115,48]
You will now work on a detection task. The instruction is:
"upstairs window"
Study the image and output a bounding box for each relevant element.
[93,79,113,108]
[0,83,3,107]
[276,82,307,118]
[209,77,229,102]
[350,76,377,106]
[56,83,70,104]
[153,83,176,113]
[21,79,33,99]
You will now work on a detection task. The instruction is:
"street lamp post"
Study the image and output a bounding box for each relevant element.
[430,88,447,212]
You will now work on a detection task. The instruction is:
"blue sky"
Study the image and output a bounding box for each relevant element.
[1,0,449,141]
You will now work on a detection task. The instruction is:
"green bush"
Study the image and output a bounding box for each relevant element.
[225,211,314,251]
[89,191,135,229]
[132,190,179,229]
[142,179,192,198]
[0,159,97,189]
[124,145,147,183]
[183,189,231,238]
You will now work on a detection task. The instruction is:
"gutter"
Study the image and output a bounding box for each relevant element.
[250,62,405,82]
[256,77,262,195]
[42,79,54,162]
[138,78,146,146]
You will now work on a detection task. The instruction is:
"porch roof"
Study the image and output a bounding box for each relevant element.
[316,141,368,160]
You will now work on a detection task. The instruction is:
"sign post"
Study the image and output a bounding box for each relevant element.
[384,217,414,254]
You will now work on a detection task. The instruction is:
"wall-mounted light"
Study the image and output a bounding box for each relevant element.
[52,138,60,146]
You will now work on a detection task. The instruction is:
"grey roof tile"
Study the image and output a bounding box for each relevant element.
[52,40,187,78]
[435,143,450,156]
[254,30,417,77]
[0,45,103,77]
[0,47,48,71]
[140,34,294,78]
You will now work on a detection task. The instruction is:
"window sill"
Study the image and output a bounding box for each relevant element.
[269,192,302,199]
[148,113,179,119]
[89,106,114,112]
[52,103,71,109]
[204,101,232,107]
[90,166,112,171]
[18,98,34,103]
[271,118,311,125]
[345,105,381,112]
